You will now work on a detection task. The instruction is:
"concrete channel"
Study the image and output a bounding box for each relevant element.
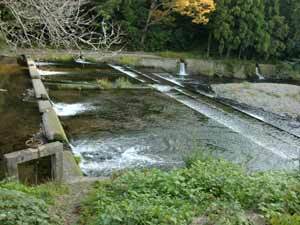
[3,57,82,183]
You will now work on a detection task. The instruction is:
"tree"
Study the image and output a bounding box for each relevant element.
[140,0,174,47]
[282,0,300,58]
[0,0,124,50]
[263,0,288,59]
[173,0,216,24]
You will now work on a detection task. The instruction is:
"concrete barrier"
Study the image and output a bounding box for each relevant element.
[26,58,41,79]
[32,79,49,100]
[38,100,52,113]
[43,108,68,143]
[4,142,63,182]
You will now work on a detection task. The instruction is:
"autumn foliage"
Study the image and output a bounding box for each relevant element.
[173,0,216,24]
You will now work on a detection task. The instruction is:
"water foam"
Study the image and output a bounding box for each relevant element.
[37,69,70,76]
[70,139,170,176]
[53,103,96,116]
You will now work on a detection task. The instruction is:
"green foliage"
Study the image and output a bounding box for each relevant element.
[80,157,300,225]
[270,214,300,225]
[158,51,205,59]
[0,181,68,204]
[0,189,61,225]
[97,77,134,89]
[0,181,66,225]
[74,155,82,165]
[115,77,134,89]
[117,56,140,65]
[97,78,114,89]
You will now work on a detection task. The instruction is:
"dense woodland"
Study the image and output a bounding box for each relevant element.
[0,0,299,59]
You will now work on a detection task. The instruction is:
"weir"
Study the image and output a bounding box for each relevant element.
[2,57,82,183]
[32,59,300,175]
[110,65,300,168]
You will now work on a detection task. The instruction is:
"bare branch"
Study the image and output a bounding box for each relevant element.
[0,0,125,50]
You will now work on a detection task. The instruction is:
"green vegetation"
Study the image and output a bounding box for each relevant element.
[158,51,205,59]
[80,156,300,225]
[94,0,300,60]
[74,155,82,165]
[115,77,134,89]
[117,56,141,66]
[0,181,67,225]
[1,0,299,61]
[97,78,114,89]
[97,77,135,89]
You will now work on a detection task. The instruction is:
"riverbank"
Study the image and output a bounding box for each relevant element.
[213,82,300,120]
[1,49,300,81]
[1,156,300,225]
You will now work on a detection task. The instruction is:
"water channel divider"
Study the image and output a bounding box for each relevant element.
[2,56,82,183]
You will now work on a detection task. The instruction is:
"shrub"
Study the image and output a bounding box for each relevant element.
[0,189,61,225]
[0,181,67,225]
[80,157,300,225]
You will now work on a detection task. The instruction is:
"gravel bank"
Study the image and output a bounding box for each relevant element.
[212,82,300,119]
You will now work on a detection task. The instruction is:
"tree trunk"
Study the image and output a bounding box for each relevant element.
[238,46,242,59]
[226,47,231,58]
[140,2,155,48]
[207,32,212,58]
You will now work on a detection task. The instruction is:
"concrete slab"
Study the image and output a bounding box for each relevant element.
[38,100,52,113]
[42,108,68,143]
[32,79,49,100]
[3,142,63,182]
[62,151,83,182]
[27,58,41,79]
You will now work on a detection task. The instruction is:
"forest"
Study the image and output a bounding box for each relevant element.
[0,0,299,61]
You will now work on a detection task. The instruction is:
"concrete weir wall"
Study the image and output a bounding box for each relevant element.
[2,57,82,182]
[26,56,68,144]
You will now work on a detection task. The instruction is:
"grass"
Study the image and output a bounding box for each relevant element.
[157,51,207,60]
[117,56,141,65]
[79,155,300,225]
[115,77,134,88]
[97,78,114,89]
[0,180,68,204]
[0,180,68,225]
[97,77,135,89]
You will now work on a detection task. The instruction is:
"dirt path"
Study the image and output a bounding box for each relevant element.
[49,177,104,225]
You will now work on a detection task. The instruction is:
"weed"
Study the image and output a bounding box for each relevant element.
[97,78,114,89]
[80,156,300,225]
[115,77,134,89]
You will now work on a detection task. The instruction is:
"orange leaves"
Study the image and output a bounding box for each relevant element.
[173,0,216,24]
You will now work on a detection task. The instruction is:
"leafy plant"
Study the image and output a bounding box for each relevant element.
[0,181,66,225]
[80,157,300,225]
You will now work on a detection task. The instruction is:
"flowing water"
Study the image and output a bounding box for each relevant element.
[39,62,299,176]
